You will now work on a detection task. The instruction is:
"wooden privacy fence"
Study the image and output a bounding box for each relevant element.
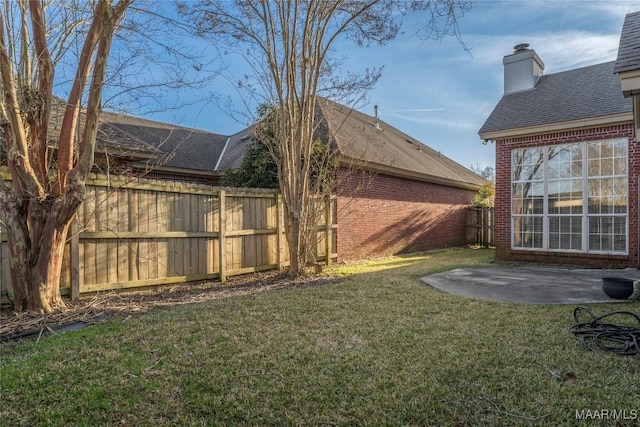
[467,207,494,247]
[0,173,337,300]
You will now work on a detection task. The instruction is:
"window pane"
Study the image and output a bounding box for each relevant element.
[511,181,544,214]
[548,179,582,215]
[512,148,544,181]
[513,216,543,249]
[613,157,627,175]
[549,216,581,250]
[588,216,626,252]
[548,144,582,179]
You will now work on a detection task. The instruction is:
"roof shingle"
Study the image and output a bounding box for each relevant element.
[318,98,486,188]
[99,113,228,171]
[614,10,640,74]
[216,97,487,189]
[479,61,632,136]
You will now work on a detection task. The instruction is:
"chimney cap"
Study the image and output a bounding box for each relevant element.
[513,43,530,53]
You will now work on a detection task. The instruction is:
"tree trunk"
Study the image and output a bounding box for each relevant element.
[30,213,72,313]
[3,194,31,311]
[5,194,75,313]
[286,212,306,277]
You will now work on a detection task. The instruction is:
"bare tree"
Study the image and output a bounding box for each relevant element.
[180,0,471,276]
[0,0,135,313]
[0,0,213,313]
[470,164,495,182]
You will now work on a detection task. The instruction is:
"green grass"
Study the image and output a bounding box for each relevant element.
[1,247,638,426]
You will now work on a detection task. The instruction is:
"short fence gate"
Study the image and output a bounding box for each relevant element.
[467,207,494,247]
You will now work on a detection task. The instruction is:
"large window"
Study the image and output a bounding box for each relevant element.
[511,138,627,254]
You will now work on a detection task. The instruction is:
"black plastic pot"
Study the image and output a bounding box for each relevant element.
[602,277,635,299]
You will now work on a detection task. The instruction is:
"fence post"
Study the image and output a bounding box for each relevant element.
[0,224,3,294]
[276,193,284,270]
[70,218,80,301]
[324,195,332,265]
[218,190,227,282]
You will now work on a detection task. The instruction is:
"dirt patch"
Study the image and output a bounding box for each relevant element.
[0,271,340,344]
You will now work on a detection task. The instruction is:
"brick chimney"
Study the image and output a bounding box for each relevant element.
[503,43,545,94]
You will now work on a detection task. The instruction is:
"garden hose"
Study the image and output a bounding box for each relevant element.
[569,306,640,356]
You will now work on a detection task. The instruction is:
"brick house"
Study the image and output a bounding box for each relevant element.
[92,96,486,262]
[218,98,488,261]
[479,11,640,268]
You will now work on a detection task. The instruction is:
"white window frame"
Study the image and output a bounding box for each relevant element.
[510,138,628,255]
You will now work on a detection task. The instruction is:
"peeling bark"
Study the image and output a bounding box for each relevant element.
[0,0,131,312]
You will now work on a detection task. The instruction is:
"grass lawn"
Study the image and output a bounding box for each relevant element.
[1,247,638,426]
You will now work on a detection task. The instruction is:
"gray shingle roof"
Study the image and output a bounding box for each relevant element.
[99,113,228,171]
[214,127,255,171]
[479,61,633,136]
[318,98,487,188]
[614,10,640,74]
[217,98,487,189]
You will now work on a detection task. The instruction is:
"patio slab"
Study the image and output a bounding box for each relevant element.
[420,266,640,304]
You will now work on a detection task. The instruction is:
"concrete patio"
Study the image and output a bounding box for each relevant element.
[421,266,640,304]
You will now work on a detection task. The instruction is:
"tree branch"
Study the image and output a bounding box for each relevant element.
[0,6,44,200]
[71,0,132,186]
[28,0,54,184]
[53,6,104,196]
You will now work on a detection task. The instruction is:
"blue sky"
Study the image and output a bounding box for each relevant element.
[141,0,639,172]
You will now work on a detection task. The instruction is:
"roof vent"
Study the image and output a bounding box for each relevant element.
[513,43,530,53]
[373,104,381,130]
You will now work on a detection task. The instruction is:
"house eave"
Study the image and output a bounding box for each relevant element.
[339,158,485,191]
[618,69,640,97]
[479,112,634,140]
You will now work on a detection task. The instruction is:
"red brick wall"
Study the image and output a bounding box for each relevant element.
[494,124,638,268]
[335,169,477,261]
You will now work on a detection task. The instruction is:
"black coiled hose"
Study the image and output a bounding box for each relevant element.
[569,306,640,356]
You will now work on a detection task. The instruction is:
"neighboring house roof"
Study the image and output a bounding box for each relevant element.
[99,113,228,176]
[5,97,485,189]
[214,127,255,171]
[614,10,640,74]
[479,61,633,138]
[316,98,487,189]
[215,97,487,190]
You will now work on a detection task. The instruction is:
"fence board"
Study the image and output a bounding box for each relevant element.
[82,187,95,286]
[467,207,495,247]
[117,189,129,283]
[219,190,227,282]
[129,190,140,281]
[0,172,336,300]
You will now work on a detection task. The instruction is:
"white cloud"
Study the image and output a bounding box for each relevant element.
[581,1,640,19]
[524,32,620,71]
[465,31,620,70]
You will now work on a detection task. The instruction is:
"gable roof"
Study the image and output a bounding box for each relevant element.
[214,127,254,171]
[4,96,485,189]
[479,61,633,138]
[614,10,640,74]
[99,113,228,175]
[316,98,486,189]
[216,98,487,190]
